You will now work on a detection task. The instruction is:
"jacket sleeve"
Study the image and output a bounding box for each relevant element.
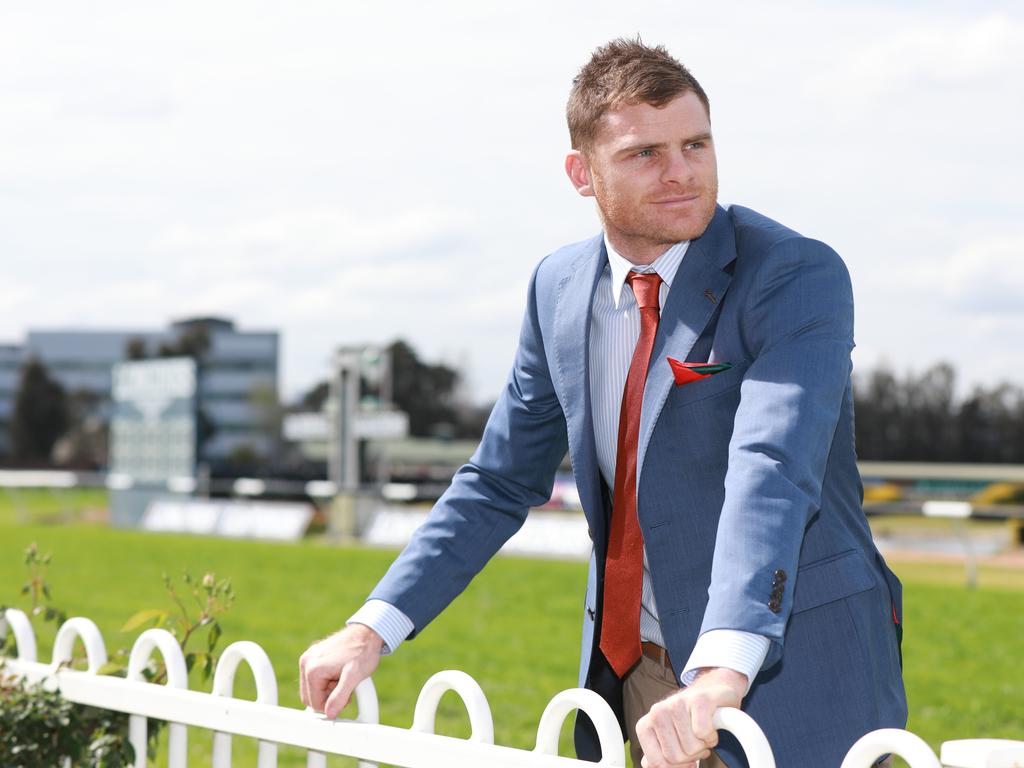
[367,259,569,637]
[699,236,855,668]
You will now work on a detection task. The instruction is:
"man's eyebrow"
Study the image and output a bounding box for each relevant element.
[615,132,714,156]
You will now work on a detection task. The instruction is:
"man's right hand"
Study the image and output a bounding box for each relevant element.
[299,623,384,719]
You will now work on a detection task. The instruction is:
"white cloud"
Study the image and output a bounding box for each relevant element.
[806,13,1023,109]
[938,235,1024,314]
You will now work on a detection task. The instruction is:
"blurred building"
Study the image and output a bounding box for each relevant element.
[0,345,22,456]
[0,317,278,465]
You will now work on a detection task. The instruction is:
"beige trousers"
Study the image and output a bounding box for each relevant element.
[622,654,727,768]
[621,654,893,768]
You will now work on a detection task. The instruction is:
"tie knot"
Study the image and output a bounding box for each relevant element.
[626,271,662,310]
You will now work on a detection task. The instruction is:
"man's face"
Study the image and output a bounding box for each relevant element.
[566,91,718,262]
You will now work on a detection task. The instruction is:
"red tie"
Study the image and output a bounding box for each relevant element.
[600,270,663,678]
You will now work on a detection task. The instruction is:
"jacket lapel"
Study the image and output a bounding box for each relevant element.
[552,236,608,545]
[637,206,737,481]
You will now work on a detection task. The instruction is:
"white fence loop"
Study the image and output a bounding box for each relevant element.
[841,728,942,768]
[712,708,776,768]
[211,640,278,768]
[126,628,190,768]
[412,670,495,744]
[307,676,381,768]
[354,676,380,725]
[534,687,625,766]
[51,617,108,673]
[1,607,38,662]
[212,640,278,702]
[127,628,189,686]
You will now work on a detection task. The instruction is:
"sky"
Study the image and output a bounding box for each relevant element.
[1,2,1021,405]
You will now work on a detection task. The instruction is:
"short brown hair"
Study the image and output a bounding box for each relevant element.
[567,37,710,151]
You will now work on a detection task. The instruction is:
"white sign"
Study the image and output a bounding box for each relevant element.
[922,501,974,518]
[142,499,314,541]
[354,410,409,439]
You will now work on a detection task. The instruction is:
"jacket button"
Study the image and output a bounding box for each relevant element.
[774,569,787,583]
[768,598,781,613]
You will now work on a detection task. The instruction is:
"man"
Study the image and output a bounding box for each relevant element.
[300,38,907,768]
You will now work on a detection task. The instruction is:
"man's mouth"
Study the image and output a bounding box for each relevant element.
[651,194,700,205]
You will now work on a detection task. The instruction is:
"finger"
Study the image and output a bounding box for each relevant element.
[636,715,665,768]
[307,664,339,714]
[656,701,705,764]
[688,695,718,750]
[653,707,688,765]
[324,664,363,719]
[298,653,309,707]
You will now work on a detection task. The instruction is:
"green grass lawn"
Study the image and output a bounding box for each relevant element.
[0,510,585,766]
[2,490,1024,766]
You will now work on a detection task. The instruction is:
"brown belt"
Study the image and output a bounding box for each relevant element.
[640,641,673,670]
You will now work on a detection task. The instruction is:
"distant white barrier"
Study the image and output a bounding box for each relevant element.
[3,607,1023,767]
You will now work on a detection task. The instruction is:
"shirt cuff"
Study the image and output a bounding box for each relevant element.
[347,599,415,655]
[680,630,771,695]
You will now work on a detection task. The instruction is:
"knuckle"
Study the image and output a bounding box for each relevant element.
[636,718,650,737]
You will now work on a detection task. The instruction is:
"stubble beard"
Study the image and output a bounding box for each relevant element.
[597,180,719,254]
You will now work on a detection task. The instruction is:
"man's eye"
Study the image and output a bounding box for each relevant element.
[685,141,705,151]
[636,149,654,158]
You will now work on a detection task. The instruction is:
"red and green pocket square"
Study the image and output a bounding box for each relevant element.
[666,357,732,385]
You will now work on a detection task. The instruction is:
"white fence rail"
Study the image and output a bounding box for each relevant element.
[3,608,1023,768]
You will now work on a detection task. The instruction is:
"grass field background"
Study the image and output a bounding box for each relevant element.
[2,489,1023,767]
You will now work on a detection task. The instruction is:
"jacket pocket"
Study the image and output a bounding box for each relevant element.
[791,549,876,615]
[665,359,748,410]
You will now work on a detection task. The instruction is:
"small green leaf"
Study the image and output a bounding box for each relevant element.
[121,609,168,633]
[207,622,222,653]
[96,661,125,676]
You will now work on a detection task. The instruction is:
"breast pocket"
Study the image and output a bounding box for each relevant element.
[665,359,748,410]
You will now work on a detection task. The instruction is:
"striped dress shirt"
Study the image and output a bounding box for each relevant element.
[594,237,768,689]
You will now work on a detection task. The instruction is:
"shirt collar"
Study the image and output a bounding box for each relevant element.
[603,235,690,309]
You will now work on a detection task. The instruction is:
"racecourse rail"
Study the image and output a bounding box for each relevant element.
[3,609,1022,767]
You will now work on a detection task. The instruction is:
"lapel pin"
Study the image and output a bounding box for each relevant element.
[703,288,718,305]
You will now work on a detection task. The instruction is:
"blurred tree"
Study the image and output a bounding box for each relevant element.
[387,339,461,438]
[11,358,68,465]
[124,336,148,360]
[298,380,330,412]
[158,325,211,359]
[52,389,108,469]
[854,361,1024,463]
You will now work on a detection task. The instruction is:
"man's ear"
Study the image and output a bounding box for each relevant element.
[565,150,595,197]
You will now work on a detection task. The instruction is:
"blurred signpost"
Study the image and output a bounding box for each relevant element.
[922,500,977,589]
[327,345,408,541]
[108,357,198,527]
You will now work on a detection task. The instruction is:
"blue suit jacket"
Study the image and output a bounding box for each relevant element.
[369,205,907,766]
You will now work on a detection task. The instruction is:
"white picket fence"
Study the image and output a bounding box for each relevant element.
[2,608,1022,768]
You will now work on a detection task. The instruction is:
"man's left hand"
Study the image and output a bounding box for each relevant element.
[635,667,747,768]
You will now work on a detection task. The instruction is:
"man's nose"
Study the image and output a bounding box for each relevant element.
[660,150,694,185]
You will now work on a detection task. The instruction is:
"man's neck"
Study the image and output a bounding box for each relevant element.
[605,232,675,266]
